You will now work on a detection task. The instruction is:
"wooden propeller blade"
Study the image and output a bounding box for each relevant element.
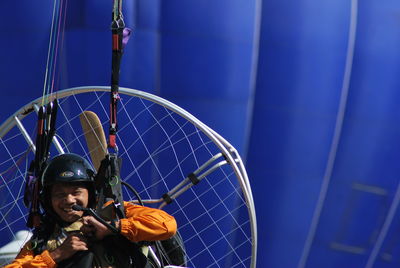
[79,111,107,171]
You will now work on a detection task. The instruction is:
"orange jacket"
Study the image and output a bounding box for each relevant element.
[5,202,177,268]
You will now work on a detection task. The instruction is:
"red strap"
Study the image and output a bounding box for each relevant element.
[109,134,117,149]
[112,34,119,50]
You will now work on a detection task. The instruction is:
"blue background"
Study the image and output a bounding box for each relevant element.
[2,0,400,267]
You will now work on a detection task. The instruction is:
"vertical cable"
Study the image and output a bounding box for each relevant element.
[45,0,60,98]
[297,1,358,267]
[55,0,69,92]
[42,0,59,104]
[50,0,68,95]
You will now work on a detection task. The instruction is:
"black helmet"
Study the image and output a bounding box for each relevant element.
[41,153,95,187]
[40,153,97,215]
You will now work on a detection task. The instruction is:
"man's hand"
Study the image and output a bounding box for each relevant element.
[81,215,119,240]
[49,233,88,263]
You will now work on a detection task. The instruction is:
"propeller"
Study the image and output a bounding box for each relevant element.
[79,111,108,171]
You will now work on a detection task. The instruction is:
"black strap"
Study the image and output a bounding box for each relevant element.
[95,154,125,219]
[27,99,59,228]
[109,0,125,150]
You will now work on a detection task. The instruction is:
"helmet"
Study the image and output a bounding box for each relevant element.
[40,153,97,214]
[41,153,95,187]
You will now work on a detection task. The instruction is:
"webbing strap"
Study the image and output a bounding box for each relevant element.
[95,154,125,219]
[109,0,125,150]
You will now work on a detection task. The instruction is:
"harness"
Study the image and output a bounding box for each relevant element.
[48,221,149,268]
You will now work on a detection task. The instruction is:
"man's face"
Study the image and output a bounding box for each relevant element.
[51,183,89,223]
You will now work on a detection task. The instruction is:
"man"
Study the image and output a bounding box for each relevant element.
[6,153,177,268]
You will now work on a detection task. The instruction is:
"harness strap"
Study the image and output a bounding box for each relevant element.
[109,0,125,150]
[95,154,125,219]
